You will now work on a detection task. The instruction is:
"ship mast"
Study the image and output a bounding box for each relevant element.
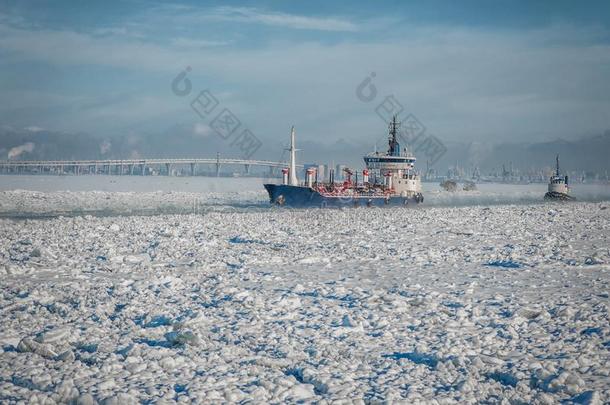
[289,126,298,186]
[388,115,400,156]
[556,154,560,176]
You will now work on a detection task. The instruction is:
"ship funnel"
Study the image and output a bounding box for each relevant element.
[306,168,315,188]
[384,172,393,189]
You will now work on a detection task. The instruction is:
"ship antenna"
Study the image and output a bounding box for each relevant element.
[556,154,560,176]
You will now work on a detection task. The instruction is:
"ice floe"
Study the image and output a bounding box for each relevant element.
[0,198,608,403]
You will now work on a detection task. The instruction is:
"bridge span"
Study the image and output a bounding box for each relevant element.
[0,157,301,176]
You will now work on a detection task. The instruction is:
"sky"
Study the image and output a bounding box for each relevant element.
[1,0,609,157]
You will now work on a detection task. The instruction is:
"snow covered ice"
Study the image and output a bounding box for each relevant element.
[1,187,609,403]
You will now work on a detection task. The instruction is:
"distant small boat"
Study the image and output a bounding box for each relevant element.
[544,155,575,201]
[440,180,457,192]
[462,181,477,191]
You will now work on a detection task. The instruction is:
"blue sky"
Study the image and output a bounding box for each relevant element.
[1,0,609,151]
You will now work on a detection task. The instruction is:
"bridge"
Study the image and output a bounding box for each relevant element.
[0,157,302,176]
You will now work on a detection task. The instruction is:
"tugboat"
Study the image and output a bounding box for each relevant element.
[462,180,477,191]
[544,155,575,201]
[264,116,424,207]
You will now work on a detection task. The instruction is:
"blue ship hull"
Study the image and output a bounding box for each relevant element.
[264,184,423,208]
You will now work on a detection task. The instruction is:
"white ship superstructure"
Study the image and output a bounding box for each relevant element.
[363,116,422,198]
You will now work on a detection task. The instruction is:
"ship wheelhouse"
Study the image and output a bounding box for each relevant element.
[549,175,566,185]
[363,155,416,170]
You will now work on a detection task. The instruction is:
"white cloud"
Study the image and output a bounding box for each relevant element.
[171,37,231,48]
[99,140,112,155]
[8,142,35,159]
[0,24,180,71]
[141,4,358,32]
[93,27,129,37]
[193,123,212,137]
[24,126,44,132]
[209,7,358,32]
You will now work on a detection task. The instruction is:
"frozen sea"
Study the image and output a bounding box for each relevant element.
[0,175,609,404]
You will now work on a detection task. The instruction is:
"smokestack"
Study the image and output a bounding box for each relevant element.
[385,172,393,189]
[306,168,314,188]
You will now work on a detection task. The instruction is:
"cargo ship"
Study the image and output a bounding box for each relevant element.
[544,155,575,201]
[264,116,424,207]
